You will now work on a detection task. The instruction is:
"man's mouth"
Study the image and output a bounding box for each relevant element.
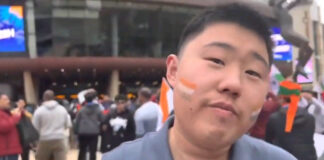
[208,102,238,116]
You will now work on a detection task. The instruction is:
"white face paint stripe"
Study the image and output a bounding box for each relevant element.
[178,82,195,95]
[250,107,262,121]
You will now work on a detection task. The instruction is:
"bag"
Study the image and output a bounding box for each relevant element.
[17,114,39,147]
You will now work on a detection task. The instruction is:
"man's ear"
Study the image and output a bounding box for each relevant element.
[166,54,179,88]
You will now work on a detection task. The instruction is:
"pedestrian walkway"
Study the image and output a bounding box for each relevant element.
[19,149,102,160]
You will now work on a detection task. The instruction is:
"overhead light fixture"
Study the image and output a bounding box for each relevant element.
[44,69,49,72]
[74,82,78,86]
[62,84,67,88]
[77,68,81,72]
[52,82,57,86]
[61,68,65,73]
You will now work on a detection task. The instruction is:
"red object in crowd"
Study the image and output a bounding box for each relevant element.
[150,95,157,103]
[77,104,82,111]
[0,109,22,156]
[321,92,324,102]
[249,92,281,139]
[102,109,110,115]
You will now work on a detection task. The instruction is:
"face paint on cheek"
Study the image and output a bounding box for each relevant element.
[178,78,197,101]
[250,106,263,121]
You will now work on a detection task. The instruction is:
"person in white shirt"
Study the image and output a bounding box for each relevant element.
[134,87,159,138]
[301,90,324,134]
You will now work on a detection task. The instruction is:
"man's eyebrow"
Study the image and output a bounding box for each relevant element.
[204,42,236,52]
[251,51,269,69]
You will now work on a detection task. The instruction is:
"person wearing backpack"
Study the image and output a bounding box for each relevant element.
[74,90,104,160]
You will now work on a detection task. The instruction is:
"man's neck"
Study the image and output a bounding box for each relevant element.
[140,100,150,106]
[169,122,231,160]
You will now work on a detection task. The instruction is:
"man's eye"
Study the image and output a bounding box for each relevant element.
[207,58,225,66]
[246,70,262,78]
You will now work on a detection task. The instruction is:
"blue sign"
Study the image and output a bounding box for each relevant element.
[0,6,26,53]
[271,27,293,61]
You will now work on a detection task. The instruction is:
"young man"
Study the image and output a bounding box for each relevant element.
[0,93,22,160]
[100,95,135,153]
[32,90,72,160]
[102,3,296,160]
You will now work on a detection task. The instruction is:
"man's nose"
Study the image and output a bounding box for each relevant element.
[217,69,242,98]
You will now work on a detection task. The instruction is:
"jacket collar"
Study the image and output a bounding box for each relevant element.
[151,116,253,160]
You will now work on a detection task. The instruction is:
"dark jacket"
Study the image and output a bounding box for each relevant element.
[266,107,317,160]
[75,103,104,135]
[101,108,135,152]
[0,109,22,156]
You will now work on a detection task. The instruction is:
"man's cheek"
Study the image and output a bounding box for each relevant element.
[178,78,197,101]
[250,108,262,121]
[249,104,263,121]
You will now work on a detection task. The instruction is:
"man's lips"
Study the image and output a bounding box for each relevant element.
[208,102,238,116]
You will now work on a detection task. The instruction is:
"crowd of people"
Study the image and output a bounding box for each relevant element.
[0,86,161,160]
[250,81,324,160]
[2,2,324,160]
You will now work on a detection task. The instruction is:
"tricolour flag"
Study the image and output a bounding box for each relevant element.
[270,65,285,95]
[156,78,174,130]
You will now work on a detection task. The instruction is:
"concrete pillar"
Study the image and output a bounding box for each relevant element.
[23,71,37,104]
[24,0,38,104]
[317,6,324,80]
[26,0,38,59]
[109,70,119,99]
[111,14,119,57]
[109,13,120,98]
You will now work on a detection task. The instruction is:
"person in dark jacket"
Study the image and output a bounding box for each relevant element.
[12,99,33,160]
[100,95,135,152]
[75,90,104,160]
[265,81,317,160]
[0,93,22,160]
[249,92,280,139]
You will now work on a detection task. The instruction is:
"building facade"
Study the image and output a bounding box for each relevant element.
[0,0,322,104]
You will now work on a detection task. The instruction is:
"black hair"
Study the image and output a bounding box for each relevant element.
[115,94,127,102]
[84,91,97,103]
[178,3,273,66]
[284,97,291,103]
[43,90,55,101]
[138,87,152,99]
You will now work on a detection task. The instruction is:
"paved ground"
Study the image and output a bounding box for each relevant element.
[20,149,102,160]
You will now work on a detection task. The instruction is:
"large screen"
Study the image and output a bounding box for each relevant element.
[0,5,26,53]
[271,27,293,61]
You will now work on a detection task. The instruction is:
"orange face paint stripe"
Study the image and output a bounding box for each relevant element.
[180,78,197,90]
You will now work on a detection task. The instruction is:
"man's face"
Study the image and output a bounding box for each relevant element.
[17,99,26,108]
[0,94,11,109]
[166,23,270,148]
[116,101,127,113]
